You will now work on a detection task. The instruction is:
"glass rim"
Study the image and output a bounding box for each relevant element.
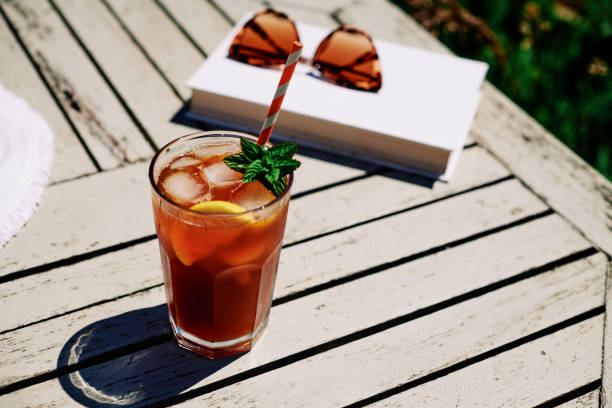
[148,130,294,217]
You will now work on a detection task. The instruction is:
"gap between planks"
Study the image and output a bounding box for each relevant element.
[0,145,504,279]
[0,172,536,334]
[0,3,97,182]
[0,0,156,167]
[0,211,598,390]
[1,251,604,406]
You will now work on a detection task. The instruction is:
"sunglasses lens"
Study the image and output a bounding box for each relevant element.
[229,9,300,66]
[313,27,382,91]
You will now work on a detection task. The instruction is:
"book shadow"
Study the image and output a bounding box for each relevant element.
[57,304,242,407]
[171,103,437,190]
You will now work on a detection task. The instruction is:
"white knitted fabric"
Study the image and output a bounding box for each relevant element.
[0,84,54,248]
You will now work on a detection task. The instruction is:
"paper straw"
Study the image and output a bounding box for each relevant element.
[257,41,303,146]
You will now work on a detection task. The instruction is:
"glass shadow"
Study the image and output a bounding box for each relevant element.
[57,304,242,407]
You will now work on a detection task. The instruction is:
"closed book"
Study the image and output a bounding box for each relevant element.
[187,12,488,179]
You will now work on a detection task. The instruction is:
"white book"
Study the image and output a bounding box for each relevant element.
[187,12,488,180]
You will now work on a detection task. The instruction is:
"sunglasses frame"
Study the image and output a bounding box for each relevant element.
[228,8,382,92]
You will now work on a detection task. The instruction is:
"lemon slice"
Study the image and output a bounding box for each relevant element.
[190,200,254,223]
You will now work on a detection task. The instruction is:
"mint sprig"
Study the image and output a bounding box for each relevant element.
[224,137,301,196]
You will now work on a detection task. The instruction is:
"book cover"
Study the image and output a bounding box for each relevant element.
[187,12,488,179]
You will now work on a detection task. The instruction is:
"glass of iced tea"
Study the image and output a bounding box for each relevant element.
[149,130,292,358]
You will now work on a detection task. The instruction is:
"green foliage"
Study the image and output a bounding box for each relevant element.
[224,137,300,196]
[394,0,612,180]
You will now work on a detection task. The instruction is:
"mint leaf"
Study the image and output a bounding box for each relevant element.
[223,138,301,197]
[265,167,280,184]
[263,176,286,197]
[240,137,264,161]
[224,153,251,172]
[243,159,266,182]
[268,142,297,159]
[274,158,301,173]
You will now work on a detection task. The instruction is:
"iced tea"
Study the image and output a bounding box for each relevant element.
[149,131,292,358]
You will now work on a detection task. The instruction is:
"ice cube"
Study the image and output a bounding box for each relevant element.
[201,157,243,188]
[170,155,200,169]
[231,181,276,210]
[194,143,240,162]
[160,170,208,206]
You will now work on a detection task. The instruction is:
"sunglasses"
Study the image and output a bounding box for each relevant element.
[228,9,382,92]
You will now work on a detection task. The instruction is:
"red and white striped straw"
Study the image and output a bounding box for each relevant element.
[257,41,303,146]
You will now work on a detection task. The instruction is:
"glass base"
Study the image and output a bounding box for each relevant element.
[168,313,269,359]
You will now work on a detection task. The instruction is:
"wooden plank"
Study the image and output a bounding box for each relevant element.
[284,146,507,246]
[603,258,612,408]
[0,163,152,277]
[0,149,513,332]
[0,286,167,389]
[168,0,338,52]
[339,0,612,257]
[557,390,600,408]
[0,146,505,277]
[278,178,547,297]
[0,191,560,386]
[474,84,612,255]
[0,12,95,183]
[0,214,591,386]
[337,0,450,53]
[0,0,154,169]
[0,153,364,277]
[0,192,580,335]
[212,0,266,24]
[156,0,235,54]
[104,0,204,101]
[271,0,355,14]
[266,0,337,27]
[51,0,193,148]
[0,240,159,333]
[365,319,603,407]
[179,266,606,407]
[0,237,604,405]
[0,151,365,277]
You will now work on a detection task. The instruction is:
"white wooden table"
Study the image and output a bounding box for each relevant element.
[1,0,611,406]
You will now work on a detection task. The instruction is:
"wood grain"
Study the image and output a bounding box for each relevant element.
[557,390,600,408]
[603,258,612,408]
[271,0,356,14]
[0,240,604,405]
[0,146,504,278]
[284,147,507,245]
[266,0,337,27]
[0,163,152,277]
[0,189,577,336]
[181,264,605,407]
[1,213,584,385]
[474,83,612,256]
[212,0,266,24]
[0,195,563,386]
[365,318,603,408]
[0,0,154,169]
[51,0,193,148]
[278,178,547,297]
[104,0,204,101]
[0,150,361,276]
[156,0,236,54]
[337,0,450,53]
[0,149,515,332]
[0,10,95,183]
